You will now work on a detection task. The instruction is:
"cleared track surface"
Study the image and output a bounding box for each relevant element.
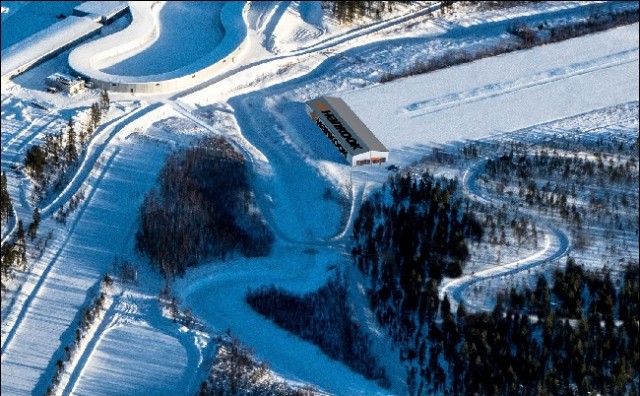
[440,160,571,310]
[69,2,249,93]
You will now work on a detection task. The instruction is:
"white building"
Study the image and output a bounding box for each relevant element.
[306,96,389,166]
[45,73,84,94]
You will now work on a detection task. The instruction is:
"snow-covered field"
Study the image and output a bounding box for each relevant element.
[2,1,638,395]
[340,24,639,156]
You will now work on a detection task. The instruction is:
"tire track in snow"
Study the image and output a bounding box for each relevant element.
[1,112,56,155]
[59,295,119,396]
[287,2,443,55]
[171,102,327,246]
[403,49,639,118]
[443,227,570,311]
[63,292,200,396]
[331,177,367,242]
[261,1,292,50]
[40,104,154,218]
[1,148,120,357]
[170,2,443,101]
[0,206,18,244]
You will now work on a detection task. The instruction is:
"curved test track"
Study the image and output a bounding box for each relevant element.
[440,159,571,310]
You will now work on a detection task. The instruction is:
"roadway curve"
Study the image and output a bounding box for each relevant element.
[440,159,572,310]
[68,2,249,94]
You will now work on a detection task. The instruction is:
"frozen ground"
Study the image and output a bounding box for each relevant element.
[340,23,639,158]
[450,104,640,311]
[1,1,639,395]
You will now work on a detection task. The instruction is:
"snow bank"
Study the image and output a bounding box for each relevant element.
[101,2,224,76]
[68,1,162,82]
[70,321,189,396]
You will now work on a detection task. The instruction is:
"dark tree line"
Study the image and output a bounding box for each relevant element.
[135,136,273,278]
[246,274,389,387]
[480,147,639,250]
[439,260,640,396]
[1,207,40,292]
[1,171,13,223]
[23,93,108,202]
[1,220,27,292]
[351,161,638,394]
[508,6,639,48]
[380,5,639,84]
[323,1,409,24]
[46,277,110,396]
[370,258,639,396]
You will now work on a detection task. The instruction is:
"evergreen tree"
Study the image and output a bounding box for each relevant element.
[100,90,110,111]
[90,103,101,130]
[16,220,26,269]
[1,171,14,222]
[24,145,47,179]
[78,124,86,151]
[66,117,77,166]
[28,208,40,241]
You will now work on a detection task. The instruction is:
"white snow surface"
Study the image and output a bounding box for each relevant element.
[101,2,224,76]
[340,24,639,159]
[68,1,161,79]
[1,1,639,396]
[72,1,128,20]
[68,2,247,84]
[0,1,83,50]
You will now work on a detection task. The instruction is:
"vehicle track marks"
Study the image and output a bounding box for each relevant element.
[1,148,120,357]
[404,49,639,118]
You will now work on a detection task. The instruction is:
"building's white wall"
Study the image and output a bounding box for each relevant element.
[351,151,389,166]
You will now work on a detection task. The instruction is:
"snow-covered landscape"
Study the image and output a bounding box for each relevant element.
[2,1,638,395]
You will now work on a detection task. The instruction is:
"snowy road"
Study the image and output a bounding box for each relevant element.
[1,2,638,395]
[440,160,571,310]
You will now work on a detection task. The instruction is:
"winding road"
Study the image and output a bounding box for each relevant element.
[2,1,636,395]
[440,158,572,310]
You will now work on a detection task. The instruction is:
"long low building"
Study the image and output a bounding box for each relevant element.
[72,1,129,24]
[1,16,103,85]
[305,96,389,166]
[1,2,130,86]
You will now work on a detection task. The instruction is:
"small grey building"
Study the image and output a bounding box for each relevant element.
[45,73,84,95]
